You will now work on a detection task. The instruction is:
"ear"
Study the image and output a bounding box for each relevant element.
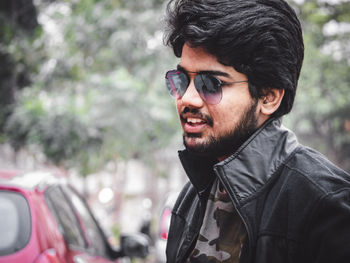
[259,88,285,116]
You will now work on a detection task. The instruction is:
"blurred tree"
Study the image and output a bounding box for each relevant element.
[285,0,350,171]
[0,0,39,131]
[1,0,348,178]
[2,0,178,172]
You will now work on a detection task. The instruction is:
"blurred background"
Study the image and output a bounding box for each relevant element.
[0,0,349,261]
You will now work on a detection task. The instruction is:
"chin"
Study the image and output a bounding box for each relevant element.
[184,136,201,149]
[183,135,213,156]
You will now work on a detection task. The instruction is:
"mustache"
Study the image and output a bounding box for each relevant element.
[180,107,214,127]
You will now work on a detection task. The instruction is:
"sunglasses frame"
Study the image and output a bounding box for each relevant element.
[165,69,248,104]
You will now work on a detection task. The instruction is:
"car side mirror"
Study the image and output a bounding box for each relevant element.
[120,233,149,259]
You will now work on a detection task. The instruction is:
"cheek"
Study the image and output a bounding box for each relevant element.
[211,108,233,127]
[212,90,252,123]
[176,101,182,114]
[210,105,243,131]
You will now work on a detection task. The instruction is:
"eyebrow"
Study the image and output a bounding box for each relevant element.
[177,64,231,78]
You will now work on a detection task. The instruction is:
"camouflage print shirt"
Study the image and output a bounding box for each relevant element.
[188,179,246,263]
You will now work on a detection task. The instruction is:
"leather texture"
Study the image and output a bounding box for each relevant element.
[166,118,350,263]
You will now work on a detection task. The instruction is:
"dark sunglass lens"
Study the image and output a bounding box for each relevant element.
[165,70,188,98]
[194,74,222,104]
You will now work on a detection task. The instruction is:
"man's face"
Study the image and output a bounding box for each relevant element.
[176,44,266,160]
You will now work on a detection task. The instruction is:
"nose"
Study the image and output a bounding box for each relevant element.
[179,79,204,108]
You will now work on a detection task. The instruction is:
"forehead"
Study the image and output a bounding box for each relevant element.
[179,43,247,80]
[179,44,220,71]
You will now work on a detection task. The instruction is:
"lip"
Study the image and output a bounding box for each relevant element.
[180,110,213,134]
[181,115,209,134]
[183,121,208,133]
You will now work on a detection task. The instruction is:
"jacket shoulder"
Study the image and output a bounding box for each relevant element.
[284,145,350,194]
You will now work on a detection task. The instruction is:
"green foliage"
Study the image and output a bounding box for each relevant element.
[2,0,348,174]
[1,0,179,175]
[0,1,42,130]
[5,91,103,168]
[284,0,350,172]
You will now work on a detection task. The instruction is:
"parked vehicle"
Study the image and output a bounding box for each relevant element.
[154,192,178,263]
[0,170,149,263]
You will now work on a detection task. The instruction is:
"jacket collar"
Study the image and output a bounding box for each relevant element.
[179,118,299,202]
[178,149,217,195]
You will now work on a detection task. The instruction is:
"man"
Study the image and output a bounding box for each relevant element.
[163,0,350,262]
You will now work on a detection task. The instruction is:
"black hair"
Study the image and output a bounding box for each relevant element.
[164,0,304,117]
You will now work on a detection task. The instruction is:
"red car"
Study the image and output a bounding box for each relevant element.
[0,170,148,263]
[155,192,178,263]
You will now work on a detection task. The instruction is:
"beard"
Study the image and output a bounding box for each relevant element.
[183,99,259,159]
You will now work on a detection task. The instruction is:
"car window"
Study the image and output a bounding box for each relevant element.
[0,191,31,256]
[45,187,86,249]
[63,186,108,257]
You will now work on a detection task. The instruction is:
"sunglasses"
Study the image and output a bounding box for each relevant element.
[165,69,248,104]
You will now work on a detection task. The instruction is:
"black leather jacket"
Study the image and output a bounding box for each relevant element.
[166,118,350,263]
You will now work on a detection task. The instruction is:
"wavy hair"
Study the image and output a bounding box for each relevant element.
[164,0,304,117]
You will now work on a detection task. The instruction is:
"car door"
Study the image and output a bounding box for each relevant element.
[61,185,114,262]
[0,190,32,263]
[45,186,115,263]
